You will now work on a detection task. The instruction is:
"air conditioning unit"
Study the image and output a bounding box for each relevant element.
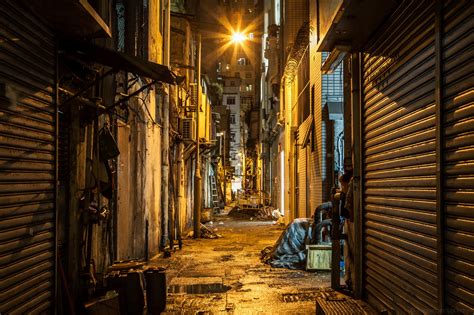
[180,118,195,142]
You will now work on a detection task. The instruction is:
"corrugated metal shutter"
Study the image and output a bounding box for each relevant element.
[298,116,312,217]
[298,140,306,218]
[361,0,438,312]
[442,0,474,312]
[0,1,56,313]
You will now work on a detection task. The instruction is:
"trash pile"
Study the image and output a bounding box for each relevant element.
[228,205,282,221]
[185,222,223,239]
[200,223,222,239]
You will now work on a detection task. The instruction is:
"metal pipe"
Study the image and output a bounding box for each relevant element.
[331,189,341,290]
[343,57,352,170]
[58,87,106,110]
[59,68,115,108]
[54,38,59,314]
[107,80,156,111]
[193,32,202,238]
[177,142,184,249]
[351,52,363,299]
[434,0,445,310]
[161,0,171,249]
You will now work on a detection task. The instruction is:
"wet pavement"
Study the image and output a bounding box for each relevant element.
[148,210,367,314]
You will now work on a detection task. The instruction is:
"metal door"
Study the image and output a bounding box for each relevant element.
[0,1,56,313]
[361,0,438,312]
[442,0,474,312]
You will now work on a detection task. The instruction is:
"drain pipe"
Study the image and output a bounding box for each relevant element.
[193,32,202,238]
[160,0,171,249]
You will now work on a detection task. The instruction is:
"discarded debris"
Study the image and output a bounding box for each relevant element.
[228,205,279,220]
[185,224,222,239]
[200,223,222,239]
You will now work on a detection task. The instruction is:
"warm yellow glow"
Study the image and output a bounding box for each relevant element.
[199,6,263,67]
[231,32,246,43]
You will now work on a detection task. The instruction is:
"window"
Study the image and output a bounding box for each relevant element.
[246,84,253,92]
[230,132,236,142]
[245,72,252,79]
[249,33,254,39]
[234,72,240,78]
[230,114,236,124]
[227,97,236,105]
[230,80,235,87]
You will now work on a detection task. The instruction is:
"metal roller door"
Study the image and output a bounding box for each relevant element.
[361,0,438,312]
[298,117,312,218]
[0,1,56,313]
[442,0,474,312]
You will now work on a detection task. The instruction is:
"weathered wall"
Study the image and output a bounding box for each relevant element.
[144,0,163,257]
[115,0,164,260]
[117,122,132,259]
[308,0,323,214]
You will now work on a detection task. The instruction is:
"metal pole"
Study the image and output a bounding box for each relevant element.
[193,32,202,238]
[223,131,226,205]
[177,141,184,249]
[161,0,171,248]
[331,190,341,290]
[351,52,362,299]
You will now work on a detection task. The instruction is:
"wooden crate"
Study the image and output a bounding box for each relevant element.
[306,244,332,270]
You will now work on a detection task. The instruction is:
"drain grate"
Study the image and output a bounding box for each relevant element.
[168,283,231,294]
[281,292,326,303]
[316,298,368,314]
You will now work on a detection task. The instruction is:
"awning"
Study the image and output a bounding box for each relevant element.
[60,39,177,85]
[30,0,111,38]
[316,0,399,52]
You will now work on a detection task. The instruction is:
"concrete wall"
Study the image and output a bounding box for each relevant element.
[115,0,164,260]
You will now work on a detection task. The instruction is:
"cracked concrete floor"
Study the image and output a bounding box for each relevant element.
[149,213,338,314]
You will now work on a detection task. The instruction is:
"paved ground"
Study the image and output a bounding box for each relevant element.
[149,211,367,314]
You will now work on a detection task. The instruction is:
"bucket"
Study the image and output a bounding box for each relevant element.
[144,267,166,314]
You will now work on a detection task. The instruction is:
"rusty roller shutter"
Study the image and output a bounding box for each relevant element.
[361,0,438,312]
[442,0,474,312]
[0,1,56,314]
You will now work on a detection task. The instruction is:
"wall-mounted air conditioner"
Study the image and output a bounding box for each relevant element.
[180,118,195,142]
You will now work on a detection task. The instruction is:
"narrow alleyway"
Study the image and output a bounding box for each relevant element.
[149,209,367,314]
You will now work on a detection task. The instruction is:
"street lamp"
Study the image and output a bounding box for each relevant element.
[231,31,247,43]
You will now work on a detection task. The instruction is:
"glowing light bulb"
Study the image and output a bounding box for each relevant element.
[231,32,246,43]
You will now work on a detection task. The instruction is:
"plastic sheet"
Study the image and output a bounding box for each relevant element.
[261,218,314,269]
[261,212,334,270]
